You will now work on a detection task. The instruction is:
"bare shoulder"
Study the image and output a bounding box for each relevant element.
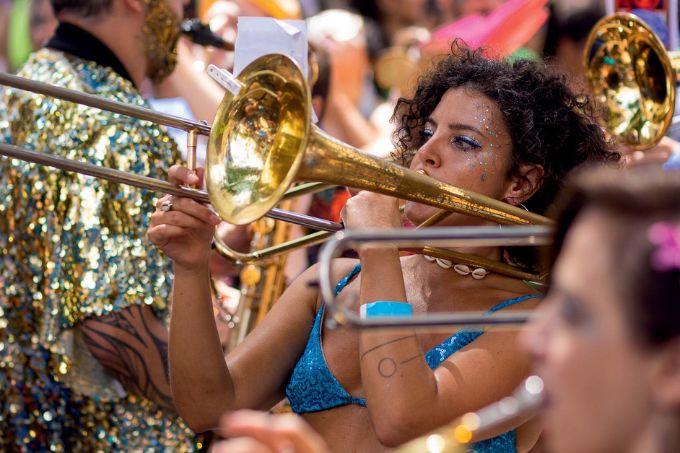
[303,257,361,312]
[292,258,360,291]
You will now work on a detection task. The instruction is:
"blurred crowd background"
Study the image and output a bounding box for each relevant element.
[0,0,616,156]
[6,0,676,167]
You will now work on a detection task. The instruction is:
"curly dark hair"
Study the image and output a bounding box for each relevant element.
[393,45,620,271]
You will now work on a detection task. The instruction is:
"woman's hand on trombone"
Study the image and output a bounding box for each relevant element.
[341,189,402,230]
[147,165,221,270]
[342,190,403,257]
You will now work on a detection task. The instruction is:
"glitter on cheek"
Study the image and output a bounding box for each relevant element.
[475,100,507,154]
[477,157,491,182]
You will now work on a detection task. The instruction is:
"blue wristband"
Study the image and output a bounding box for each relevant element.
[360,301,413,319]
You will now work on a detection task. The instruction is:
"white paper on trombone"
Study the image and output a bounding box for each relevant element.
[233,17,308,78]
[233,17,316,122]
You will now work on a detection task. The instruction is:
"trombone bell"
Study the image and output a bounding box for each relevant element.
[208,54,310,225]
[208,54,551,226]
[583,12,679,150]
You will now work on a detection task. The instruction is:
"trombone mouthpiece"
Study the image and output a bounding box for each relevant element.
[181,19,234,51]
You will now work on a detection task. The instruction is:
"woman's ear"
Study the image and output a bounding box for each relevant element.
[503,163,544,206]
[650,338,680,410]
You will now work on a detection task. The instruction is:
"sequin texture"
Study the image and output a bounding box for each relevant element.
[0,49,199,451]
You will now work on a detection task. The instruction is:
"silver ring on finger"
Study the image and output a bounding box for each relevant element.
[160,199,173,212]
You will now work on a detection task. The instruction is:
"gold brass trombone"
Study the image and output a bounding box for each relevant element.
[205,53,550,227]
[0,71,340,233]
[205,52,551,271]
[583,12,680,150]
[317,226,552,330]
[0,53,551,268]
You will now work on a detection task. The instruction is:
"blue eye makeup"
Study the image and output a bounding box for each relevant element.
[451,135,482,151]
[418,125,484,152]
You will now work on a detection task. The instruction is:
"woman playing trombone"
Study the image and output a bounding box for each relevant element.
[147,45,618,452]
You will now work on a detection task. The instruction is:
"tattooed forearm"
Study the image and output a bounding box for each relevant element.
[81,305,175,412]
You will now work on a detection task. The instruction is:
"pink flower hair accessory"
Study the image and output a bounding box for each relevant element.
[648,222,680,272]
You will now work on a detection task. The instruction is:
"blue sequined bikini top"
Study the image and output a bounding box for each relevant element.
[285,264,540,414]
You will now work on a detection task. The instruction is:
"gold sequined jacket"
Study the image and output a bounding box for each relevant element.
[0,49,200,452]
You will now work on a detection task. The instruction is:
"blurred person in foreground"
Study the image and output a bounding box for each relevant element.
[522,168,680,453]
[0,0,201,450]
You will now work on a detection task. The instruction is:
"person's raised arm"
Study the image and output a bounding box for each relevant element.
[155,39,224,123]
[147,166,335,432]
[343,191,536,446]
[147,165,228,431]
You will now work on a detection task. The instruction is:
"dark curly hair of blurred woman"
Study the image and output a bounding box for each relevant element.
[393,44,620,270]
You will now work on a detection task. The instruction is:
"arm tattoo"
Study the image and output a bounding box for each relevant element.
[361,335,421,379]
[399,353,422,365]
[359,334,416,361]
[378,357,398,377]
[375,354,423,378]
[81,305,175,412]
